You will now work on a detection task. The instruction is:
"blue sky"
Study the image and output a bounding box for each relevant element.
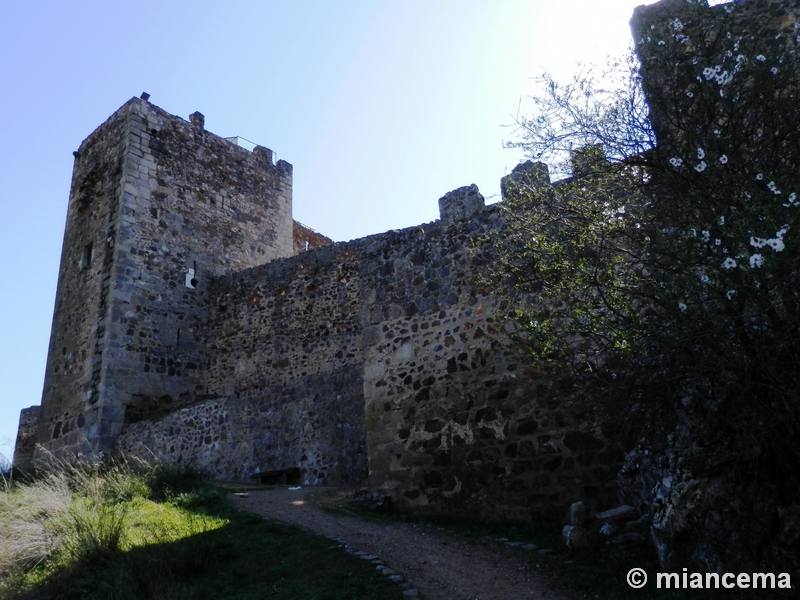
[0,0,651,463]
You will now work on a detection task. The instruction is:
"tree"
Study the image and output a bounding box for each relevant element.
[497,0,800,574]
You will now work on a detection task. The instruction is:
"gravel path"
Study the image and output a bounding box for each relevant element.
[229,486,566,600]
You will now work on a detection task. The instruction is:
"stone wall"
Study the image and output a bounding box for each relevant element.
[12,406,40,472]
[117,367,366,483]
[116,183,624,518]
[119,239,368,483]
[34,97,295,461]
[36,104,129,459]
[358,194,622,519]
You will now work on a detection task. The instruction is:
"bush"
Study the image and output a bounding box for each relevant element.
[498,0,800,575]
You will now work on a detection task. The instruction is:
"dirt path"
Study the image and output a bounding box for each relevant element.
[229,486,566,600]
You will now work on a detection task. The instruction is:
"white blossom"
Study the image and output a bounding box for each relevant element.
[719,155,728,164]
[697,148,705,159]
[756,54,766,62]
[776,226,789,239]
[714,238,722,246]
[756,173,764,180]
[726,289,736,300]
[750,237,766,248]
[702,230,710,242]
[658,40,666,46]
[718,216,725,226]
[669,157,683,167]
[700,274,710,283]
[768,238,785,252]
[695,161,707,172]
[771,67,779,75]
[750,254,764,268]
[722,257,737,269]
[686,91,694,98]
[678,302,687,312]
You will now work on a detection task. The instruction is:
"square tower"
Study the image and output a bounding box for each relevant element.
[34,97,294,461]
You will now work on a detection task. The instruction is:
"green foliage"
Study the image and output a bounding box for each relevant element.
[506,51,655,175]
[498,2,800,498]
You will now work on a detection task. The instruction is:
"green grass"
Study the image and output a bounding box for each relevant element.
[0,464,404,600]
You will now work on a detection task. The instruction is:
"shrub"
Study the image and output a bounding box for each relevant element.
[498,0,800,575]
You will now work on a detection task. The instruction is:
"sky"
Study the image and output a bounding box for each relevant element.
[0,0,655,463]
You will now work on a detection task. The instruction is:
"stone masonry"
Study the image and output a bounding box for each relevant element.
[15,92,624,518]
[19,0,769,521]
[115,181,624,517]
[32,96,294,462]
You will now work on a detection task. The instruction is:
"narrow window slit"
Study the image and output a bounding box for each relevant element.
[81,243,93,270]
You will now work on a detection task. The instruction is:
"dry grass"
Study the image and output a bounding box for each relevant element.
[0,472,72,571]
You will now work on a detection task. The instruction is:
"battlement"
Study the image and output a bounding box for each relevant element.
[438,184,485,223]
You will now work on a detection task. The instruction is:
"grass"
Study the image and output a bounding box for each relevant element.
[0,462,404,600]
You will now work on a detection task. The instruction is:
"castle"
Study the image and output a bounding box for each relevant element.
[15,0,794,524]
[11,90,621,517]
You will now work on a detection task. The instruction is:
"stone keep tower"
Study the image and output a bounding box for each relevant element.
[33,96,294,463]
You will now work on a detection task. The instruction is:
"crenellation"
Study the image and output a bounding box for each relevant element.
[437,184,485,223]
